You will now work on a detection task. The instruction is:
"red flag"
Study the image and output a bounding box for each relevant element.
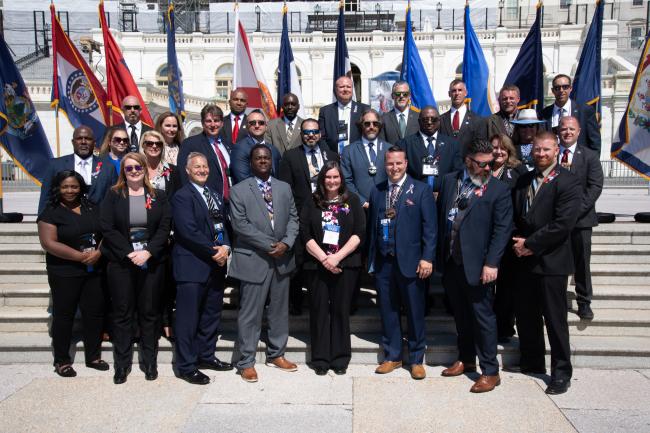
[98,0,153,126]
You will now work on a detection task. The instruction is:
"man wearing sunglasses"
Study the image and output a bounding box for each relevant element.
[436,139,513,393]
[440,79,487,151]
[230,109,282,184]
[541,74,601,153]
[38,126,118,215]
[265,93,304,154]
[120,95,152,152]
[379,81,419,145]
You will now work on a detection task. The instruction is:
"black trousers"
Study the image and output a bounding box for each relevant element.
[443,259,499,376]
[571,227,593,306]
[494,247,517,338]
[48,273,104,366]
[308,267,357,370]
[514,271,572,381]
[107,260,164,369]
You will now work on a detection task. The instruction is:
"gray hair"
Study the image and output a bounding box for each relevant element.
[186,151,208,168]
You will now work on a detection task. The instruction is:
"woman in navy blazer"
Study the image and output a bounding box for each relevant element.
[100,152,171,384]
[300,161,365,375]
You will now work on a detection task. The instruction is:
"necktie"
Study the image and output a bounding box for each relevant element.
[203,186,219,218]
[368,142,377,164]
[398,113,406,138]
[232,115,240,143]
[452,110,460,132]
[309,148,318,171]
[259,181,273,217]
[210,138,230,201]
[389,183,400,207]
[561,108,567,118]
[526,173,544,212]
[130,125,138,152]
[426,136,435,156]
[561,148,570,165]
[287,121,294,141]
[78,160,90,185]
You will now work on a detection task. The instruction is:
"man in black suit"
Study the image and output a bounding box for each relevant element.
[177,105,231,202]
[486,85,520,139]
[440,79,487,152]
[279,118,338,315]
[230,110,282,184]
[511,131,581,395]
[318,76,370,154]
[542,74,601,153]
[38,125,118,215]
[397,106,463,193]
[437,139,512,393]
[172,152,233,385]
[221,88,249,145]
[379,81,419,145]
[558,116,603,320]
[121,95,153,153]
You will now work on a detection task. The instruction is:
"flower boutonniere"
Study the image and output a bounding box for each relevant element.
[145,193,156,210]
[91,162,103,179]
[474,183,487,198]
[544,169,559,184]
[406,184,415,195]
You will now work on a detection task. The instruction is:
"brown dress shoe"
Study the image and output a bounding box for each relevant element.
[375,361,402,374]
[441,360,477,377]
[470,374,501,393]
[240,367,258,383]
[410,364,426,380]
[265,356,298,372]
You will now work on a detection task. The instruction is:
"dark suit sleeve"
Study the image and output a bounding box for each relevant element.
[583,105,601,153]
[230,144,250,185]
[420,184,437,264]
[37,161,56,216]
[299,200,315,246]
[451,141,463,172]
[99,190,133,260]
[580,151,604,218]
[281,188,300,248]
[349,193,366,248]
[318,108,329,147]
[278,153,294,186]
[485,185,513,268]
[145,191,172,260]
[340,146,366,204]
[172,191,217,261]
[177,140,191,185]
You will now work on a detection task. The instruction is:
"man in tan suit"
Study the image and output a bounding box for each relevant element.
[265,93,303,155]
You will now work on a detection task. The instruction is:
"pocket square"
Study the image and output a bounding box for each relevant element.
[405,198,415,206]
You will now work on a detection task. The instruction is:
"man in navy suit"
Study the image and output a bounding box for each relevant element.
[397,106,463,193]
[439,79,487,151]
[318,76,370,154]
[220,88,249,145]
[230,109,282,185]
[177,104,231,202]
[172,152,233,385]
[367,145,437,380]
[38,125,118,215]
[437,139,513,393]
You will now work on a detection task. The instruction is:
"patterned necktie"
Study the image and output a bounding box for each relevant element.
[232,115,240,143]
[259,180,273,217]
[526,173,543,213]
[203,186,219,218]
[452,110,460,132]
[398,113,406,138]
[130,125,138,151]
[368,142,377,164]
[389,183,399,207]
[561,148,570,165]
[287,121,294,141]
[210,137,230,201]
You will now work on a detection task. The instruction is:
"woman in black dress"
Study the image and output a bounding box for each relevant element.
[38,170,108,377]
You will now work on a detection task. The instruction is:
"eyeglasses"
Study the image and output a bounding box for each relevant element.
[123,105,141,110]
[111,137,129,144]
[552,84,571,91]
[143,140,163,147]
[420,117,440,123]
[248,120,266,126]
[124,165,143,173]
[393,92,410,98]
[468,156,494,169]
[302,129,320,135]
[362,121,381,128]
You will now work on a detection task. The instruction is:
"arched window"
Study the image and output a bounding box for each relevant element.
[274,66,302,100]
[351,63,361,101]
[395,63,402,72]
[455,63,463,80]
[156,64,169,87]
[215,63,233,100]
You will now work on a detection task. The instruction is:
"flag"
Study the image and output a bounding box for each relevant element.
[333,0,356,100]
[50,3,118,144]
[277,4,305,118]
[610,33,650,179]
[503,2,543,112]
[98,0,153,126]
[400,1,436,110]
[0,33,53,184]
[166,1,185,118]
[462,2,494,116]
[571,0,603,119]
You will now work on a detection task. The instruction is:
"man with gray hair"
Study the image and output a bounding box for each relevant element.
[379,80,419,145]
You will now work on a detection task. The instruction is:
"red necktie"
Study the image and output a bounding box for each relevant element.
[211,139,230,201]
[561,148,570,165]
[452,110,460,132]
[232,115,240,144]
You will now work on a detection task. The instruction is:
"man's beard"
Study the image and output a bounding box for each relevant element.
[469,171,491,187]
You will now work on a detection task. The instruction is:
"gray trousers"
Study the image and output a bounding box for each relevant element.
[236,268,290,370]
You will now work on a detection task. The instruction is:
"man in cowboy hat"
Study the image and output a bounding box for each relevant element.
[510,109,547,171]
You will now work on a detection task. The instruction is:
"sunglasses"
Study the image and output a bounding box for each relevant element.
[420,117,440,123]
[362,121,381,128]
[468,156,494,169]
[144,140,163,147]
[302,129,320,135]
[124,164,143,173]
[111,137,129,144]
[123,105,141,110]
[248,120,266,126]
[552,84,571,91]
[393,92,410,98]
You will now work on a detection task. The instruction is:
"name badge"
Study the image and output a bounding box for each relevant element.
[337,121,348,153]
[447,207,458,223]
[214,222,224,244]
[323,224,340,245]
[380,218,391,242]
[422,155,439,176]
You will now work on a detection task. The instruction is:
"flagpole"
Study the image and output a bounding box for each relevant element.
[54,105,60,157]
[0,148,4,214]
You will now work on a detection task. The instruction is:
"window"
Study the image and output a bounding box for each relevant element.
[506,0,518,20]
[631,27,644,49]
[560,0,570,9]
[344,0,359,12]
[351,63,362,101]
[215,63,233,100]
[156,64,169,87]
[455,63,463,80]
[633,0,643,6]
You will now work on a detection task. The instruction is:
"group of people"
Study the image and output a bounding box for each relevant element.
[37,73,603,395]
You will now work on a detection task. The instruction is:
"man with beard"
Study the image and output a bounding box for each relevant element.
[436,139,512,393]
[379,81,419,145]
[121,95,152,153]
[265,93,303,154]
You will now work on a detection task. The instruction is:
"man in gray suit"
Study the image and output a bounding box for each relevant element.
[379,81,419,145]
[265,93,303,154]
[229,144,300,383]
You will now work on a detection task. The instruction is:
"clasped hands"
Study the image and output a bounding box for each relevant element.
[512,237,534,257]
[211,245,229,267]
[127,250,151,267]
[268,242,288,258]
[321,253,342,274]
[79,249,101,266]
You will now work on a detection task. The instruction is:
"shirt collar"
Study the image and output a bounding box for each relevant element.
[420,131,438,142]
[255,176,271,186]
[362,136,378,147]
[395,106,410,116]
[538,161,558,178]
[337,101,352,110]
[560,142,577,154]
[554,99,572,113]
[126,120,142,131]
[391,174,407,188]
[303,144,319,154]
[74,154,93,165]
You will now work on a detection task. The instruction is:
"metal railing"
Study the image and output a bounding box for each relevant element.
[1,161,39,191]
[600,159,648,187]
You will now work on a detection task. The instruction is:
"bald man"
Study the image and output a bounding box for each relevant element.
[121,95,152,153]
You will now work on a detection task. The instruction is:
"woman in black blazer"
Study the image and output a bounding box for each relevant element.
[300,160,365,376]
[490,133,529,188]
[100,152,171,384]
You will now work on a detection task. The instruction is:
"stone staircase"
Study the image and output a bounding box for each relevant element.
[1,222,649,368]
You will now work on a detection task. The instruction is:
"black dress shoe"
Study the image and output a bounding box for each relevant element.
[144,364,158,381]
[502,365,546,375]
[577,304,594,320]
[85,360,110,371]
[198,358,233,371]
[314,367,328,376]
[54,364,77,378]
[545,378,571,395]
[332,367,347,375]
[113,366,131,385]
[179,370,210,385]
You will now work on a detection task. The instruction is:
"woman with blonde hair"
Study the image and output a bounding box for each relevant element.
[140,130,180,197]
[154,111,185,166]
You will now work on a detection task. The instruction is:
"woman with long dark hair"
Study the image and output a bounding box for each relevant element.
[154,111,185,166]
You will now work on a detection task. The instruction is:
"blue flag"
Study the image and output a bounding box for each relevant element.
[400,4,436,110]
[167,2,185,118]
[462,4,494,116]
[277,4,305,117]
[571,0,603,119]
[0,33,53,185]
[503,3,543,112]
[333,0,354,99]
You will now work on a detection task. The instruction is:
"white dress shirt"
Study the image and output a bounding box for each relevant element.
[551,99,573,128]
[74,154,93,186]
[559,142,577,165]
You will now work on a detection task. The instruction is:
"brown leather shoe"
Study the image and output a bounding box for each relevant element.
[441,360,477,377]
[240,367,258,383]
[410,364,426,380]
[375,361,402,374]
[470,374,501,393]
[265,356,298,372]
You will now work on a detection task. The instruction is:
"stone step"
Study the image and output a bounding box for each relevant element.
[590,245,650,263]
[0,244,45,262]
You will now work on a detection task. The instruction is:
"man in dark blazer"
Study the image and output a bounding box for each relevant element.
[120,95,153,153]
[278,118,338,315]
[340,109,389,208]
[172,152,233,385]
[379,81,419,145]
[542,74,601,153]
[440,79,487,152]
[38,125,117,215]
[558,116,603,320]
[397,106,463,193]
[177,105,231,202]
[318,76,370,154]
[510,131,581,395]
[437,140,513,393]
[367,146,437,380]
[265,93,303,154]
[230,109,282,184]
[220,88,249,145]
[486,85,520,139]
